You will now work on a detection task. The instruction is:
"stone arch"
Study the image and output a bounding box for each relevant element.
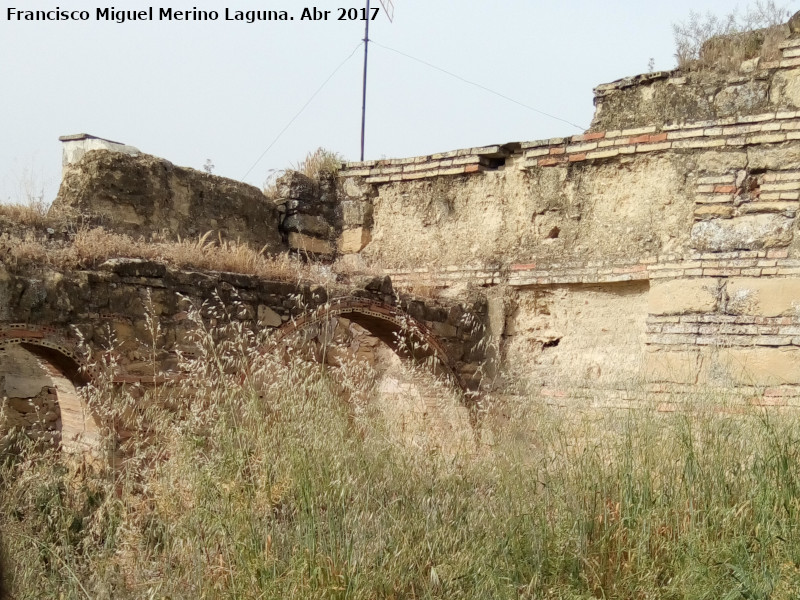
[276,297,466,392]
[0,324,100,454]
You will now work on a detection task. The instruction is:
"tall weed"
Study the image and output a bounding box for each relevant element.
[2,310,800,598]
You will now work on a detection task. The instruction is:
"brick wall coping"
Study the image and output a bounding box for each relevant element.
[339,109,800,182]
[339,38,800,184]
[381,249,796,288]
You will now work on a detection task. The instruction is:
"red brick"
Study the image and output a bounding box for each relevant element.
[714,185,737,194]
[6,329,44,339]
[764,387,791,397]
[648,132,668,143]
[464,164,480,173]
[629,134,651,144]
[538,158,562,167]
[568,153,587,162]
[571,132,605,142]
[549,147,566,155]
[767,248,790,259]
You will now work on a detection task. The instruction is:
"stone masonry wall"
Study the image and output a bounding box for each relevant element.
[590,38,800,133]
[334,34,800,405]
[0,257,484,387]
[51,150,284,252]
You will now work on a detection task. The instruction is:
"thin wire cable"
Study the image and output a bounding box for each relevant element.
[372,40,586,131]
[242,42,363,180]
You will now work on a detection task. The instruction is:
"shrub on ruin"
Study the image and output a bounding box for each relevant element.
[0,163,52,227]
[0,200,50,228]
[292,147,345,179]
[673,1,792,71]
[0,226,339,287]
[263,147,344,200]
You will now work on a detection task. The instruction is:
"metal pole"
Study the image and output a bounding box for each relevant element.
[360,0,370,161]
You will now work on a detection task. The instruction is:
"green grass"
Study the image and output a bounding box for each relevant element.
[2,314,800,598]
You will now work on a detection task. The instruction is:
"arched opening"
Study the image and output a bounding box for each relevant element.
[0,329,100,455]
[277,298,464,390]
[276,299,475,454]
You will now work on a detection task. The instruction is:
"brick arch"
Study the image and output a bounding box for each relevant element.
[276,297,466,391]
[0,324,100,453]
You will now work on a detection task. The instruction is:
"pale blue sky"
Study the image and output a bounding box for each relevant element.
[2,0,798,204]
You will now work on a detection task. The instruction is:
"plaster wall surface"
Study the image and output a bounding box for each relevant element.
[358,156,692,269]
[503,282,649,391]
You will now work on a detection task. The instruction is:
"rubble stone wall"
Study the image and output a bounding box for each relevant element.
[0,257,485,446]
[51,150,284,252]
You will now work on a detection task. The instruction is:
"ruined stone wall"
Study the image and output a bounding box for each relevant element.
[0,254,486,444]
[590,38,800,133]
[333,34,800,405]
[1,259,370,374]
[340,150,693,268]
[51,150,284,251]
[18,23,800,412]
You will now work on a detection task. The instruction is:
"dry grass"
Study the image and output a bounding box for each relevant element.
[3,306,800,598]
[673,1,792,71]
[0,227,336,284]
[0,199,51,228]
[292,147,345,179]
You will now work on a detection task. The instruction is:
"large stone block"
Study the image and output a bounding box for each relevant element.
[771,69,800,110]
[275,171,315,201]
[691,214,793,251]
[100,258,167,279]
[342,177,371,200]
[644,350,706,384]
[341,200,373,227]
[748,144,800,171]
[3,375,50,400]
[338,228,371,254]
[288,232,334,255]
[714,80,769,115]
[282,213,332,238]
[695,205,734,219]
[726,277,800,317]
[257,305,282,328]
[790,9,800,33]
[717,347,800,385]
[648,278,719,315]
[695,150,748,173]
[51,150,283,252]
